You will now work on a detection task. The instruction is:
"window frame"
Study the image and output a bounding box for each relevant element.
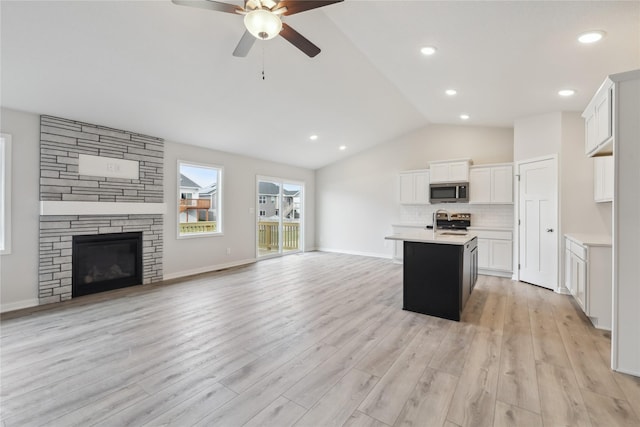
[176,160,223,239]
[0,133,12,255]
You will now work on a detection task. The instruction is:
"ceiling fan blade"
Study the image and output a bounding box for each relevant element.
[233,30,256,57]
[171,0,241,14]
[277,0,343,16]
[280,23,321,57]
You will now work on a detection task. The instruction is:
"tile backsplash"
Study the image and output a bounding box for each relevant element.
[399,204,514,229]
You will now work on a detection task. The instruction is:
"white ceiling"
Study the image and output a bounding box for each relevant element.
[1,1,639,169]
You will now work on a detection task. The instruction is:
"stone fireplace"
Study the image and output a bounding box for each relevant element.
[38,116,165,304]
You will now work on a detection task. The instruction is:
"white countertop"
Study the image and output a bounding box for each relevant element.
[393,224,513,232]
[467,225,513,232]
[385,230,477,246]
[565,233,612,247]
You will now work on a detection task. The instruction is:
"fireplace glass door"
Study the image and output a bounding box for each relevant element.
[72,232,143,297]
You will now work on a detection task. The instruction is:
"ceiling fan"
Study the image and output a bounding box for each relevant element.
[172,0,344,58]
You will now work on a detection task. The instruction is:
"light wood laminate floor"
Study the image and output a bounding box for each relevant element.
[1,252,639,426]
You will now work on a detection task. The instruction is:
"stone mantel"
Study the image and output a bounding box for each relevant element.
[40,201,167,216]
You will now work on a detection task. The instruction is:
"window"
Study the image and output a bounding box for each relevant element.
[259,210,266,216]
[0,133,11,254]
[259,196,266,204]
[178,161,222,238]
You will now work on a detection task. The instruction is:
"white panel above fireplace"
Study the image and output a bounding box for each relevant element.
[78,154,139,179]
[40,201,166,216]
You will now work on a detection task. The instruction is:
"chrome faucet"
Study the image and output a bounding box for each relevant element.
[433,209,451,230]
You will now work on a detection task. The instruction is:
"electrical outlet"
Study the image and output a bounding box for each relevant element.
[226,248,231,255]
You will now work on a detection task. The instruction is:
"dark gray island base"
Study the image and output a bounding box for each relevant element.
[403,237,478,321]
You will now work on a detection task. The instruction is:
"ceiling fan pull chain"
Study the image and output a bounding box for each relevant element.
[262,42,266,80]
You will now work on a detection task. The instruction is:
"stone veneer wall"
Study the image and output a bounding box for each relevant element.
[38,116,164,304]
[39,215,163,304]
[40,115,163,202]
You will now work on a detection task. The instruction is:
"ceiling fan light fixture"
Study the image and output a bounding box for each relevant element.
[244,9,282,40]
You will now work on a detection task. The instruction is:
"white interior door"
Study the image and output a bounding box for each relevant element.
[518,157,558,290]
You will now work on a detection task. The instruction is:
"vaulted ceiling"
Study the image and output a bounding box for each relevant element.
[2,1,639,169]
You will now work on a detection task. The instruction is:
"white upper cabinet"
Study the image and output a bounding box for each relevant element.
[469,164,513,204]
[470,168,491,202]
[582,79,613,156]
[399,170,430,204]
[428,159,471,183]
[594,156,614,203]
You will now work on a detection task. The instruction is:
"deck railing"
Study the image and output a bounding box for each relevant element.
[258,221,300,250]
[179,220,298,249]
[179,198,211,211]
[179,221,217,234]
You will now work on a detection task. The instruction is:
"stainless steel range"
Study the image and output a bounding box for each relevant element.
[435,212,471,231]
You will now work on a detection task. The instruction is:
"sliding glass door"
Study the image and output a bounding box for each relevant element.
[257,177,303,258]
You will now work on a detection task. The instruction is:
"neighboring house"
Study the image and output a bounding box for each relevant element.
[179,174,202,222]
[198,183,217,222]
[179,173,200,200]
[258,182,300,219]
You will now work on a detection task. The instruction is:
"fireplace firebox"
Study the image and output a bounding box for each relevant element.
[72,232,143,297]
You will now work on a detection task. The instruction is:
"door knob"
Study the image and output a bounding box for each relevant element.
[546,228,554,232]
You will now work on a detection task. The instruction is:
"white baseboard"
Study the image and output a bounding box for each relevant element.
[317,247,392,259]
[613,366,640,378]
[162,258,257,281]
[1,298,39,313]
[478,269,513,278]
[555,286,571,295]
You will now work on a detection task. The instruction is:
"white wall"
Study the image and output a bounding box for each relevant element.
[316,124,514,257]
[514,112,562,162]
[0,107,315,311]
[513,111,613,291]
[559,112,611,236]
[0,108,41,311]
[514,111,611,235]
[163,140,315,279]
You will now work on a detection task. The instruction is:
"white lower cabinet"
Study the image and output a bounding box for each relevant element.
[469,228,512,277]
[564,235,612,330]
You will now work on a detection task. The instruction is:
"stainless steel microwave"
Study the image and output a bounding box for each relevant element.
[429,182,469,203]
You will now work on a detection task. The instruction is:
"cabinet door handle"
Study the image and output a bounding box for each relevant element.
[546,228,554,232]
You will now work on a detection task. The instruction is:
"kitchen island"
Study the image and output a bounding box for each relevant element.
[386,230,478,321]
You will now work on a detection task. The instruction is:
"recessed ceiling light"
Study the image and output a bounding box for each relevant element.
[558,89,576,97]
[309,134,318,141]
[420,46,437,56]
[445,89,457,96]
[578,30,606,44]
[460,114,470,120]
[339,145,347,151]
